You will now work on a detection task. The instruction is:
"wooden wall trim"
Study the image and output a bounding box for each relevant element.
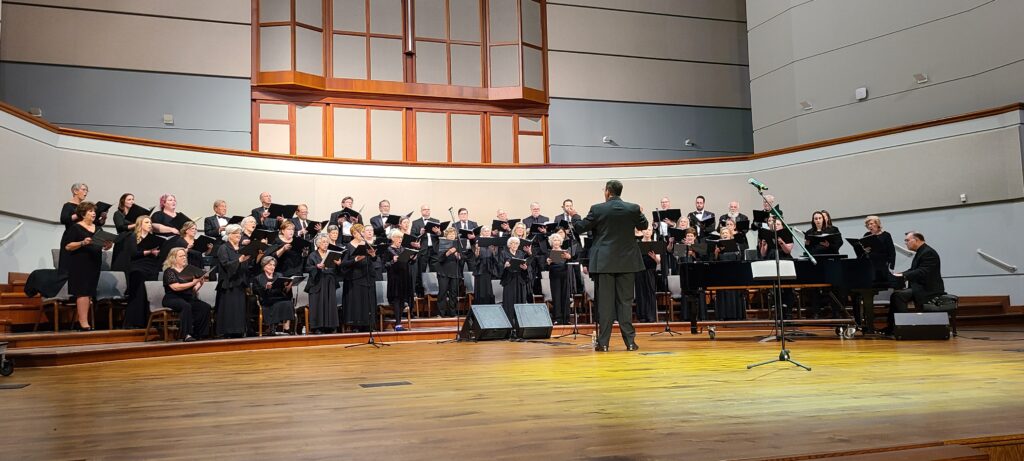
[1,100,1021,169]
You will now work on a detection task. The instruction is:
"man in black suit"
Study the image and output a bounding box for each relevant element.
[571,180,648,352]
[886,231,945,334]
[454,208,478,232]
[251,192,280,231]
[204,199,229,240]
[411,204,437,296]
[291,204,319,240]
[719,200,749,228]
[522,202,549,230]
[685,195,715,239]
[369,199,394,236]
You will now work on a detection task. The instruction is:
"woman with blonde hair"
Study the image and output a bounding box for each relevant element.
[161,247,211,341]
[121,215,163,328]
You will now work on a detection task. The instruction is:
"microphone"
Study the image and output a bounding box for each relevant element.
[748,178,769,191]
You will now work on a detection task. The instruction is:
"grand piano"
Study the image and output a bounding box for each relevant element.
[677,256,879,336]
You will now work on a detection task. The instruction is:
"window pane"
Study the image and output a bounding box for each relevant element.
[260,26,292,72]
[370,37,404,81]
[518,134,544,163]
[416,112,447,162]
[450,44,481,87]
[370,109,404,161]
[333,107,367,159]
[489,115,513,163]
[489,44,519,87]
[523,46,543,90]
[260,0,290,23]
[488,0,518,43]
[521,0,542,46]
[296,0,323,26]
[260,103,289,120]
[296,105,324,157]
[449,0,481,42]
[519,115,541,132]
[414,0,446,39]
[415,41,447,84]
[451,114,481,163]
[333,34,367,79]
[369,0,403,35]
[259,123,291,154]
[333,0,366,32]
[296,27,324,76]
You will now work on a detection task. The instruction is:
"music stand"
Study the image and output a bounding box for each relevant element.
[554,262,589,340]
[747,189,813,371]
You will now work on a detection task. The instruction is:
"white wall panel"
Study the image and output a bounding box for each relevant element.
[15,0,251,24]
[552,0,745,22]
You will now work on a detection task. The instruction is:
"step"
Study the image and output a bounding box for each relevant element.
[0,304,45,326]
[0,319,10,334]
[6,272,29,286]
[0,329,149,349]
[0,292,41,306]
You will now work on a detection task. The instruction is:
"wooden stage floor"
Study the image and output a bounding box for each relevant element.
[3,327,1024,460]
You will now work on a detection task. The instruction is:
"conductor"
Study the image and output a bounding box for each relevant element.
[571,180,649,352]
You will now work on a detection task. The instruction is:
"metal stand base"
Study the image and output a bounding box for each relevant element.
[747,348,811,371]
[650,320,681,337]
[346,331,390,349]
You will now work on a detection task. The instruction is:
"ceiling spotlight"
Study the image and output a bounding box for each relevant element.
[602,136,614,144]
[799,101,813,111]
[914,73,929,84]
[684,139,695,147]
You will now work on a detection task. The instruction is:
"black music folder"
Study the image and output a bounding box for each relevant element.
[339,207,360,220]
[350,244,370,257]
[757,227,793,244]
[125,205,151,223]
[734,219,750,234]
[477,236,509,248]
[271,275,304,290]
[138,233,168,251]
[181,265,211,279]
[508,257,528,268]
[267,203,298,220]
[250,229,276,243]
[95,201,113,217]
[695,215,716,231]
[666,227,688,241]
[424,220,450,233]
[327,243,346,253]
[638,241,667,254]
[458,226,483,238]
[806,233,839,246]
[491,219,521,231]
[397,247,418,263]
[529,222,558,234]
[284,237,310,253]
[227,215,246,225]
[714,239,740,253]
[324,250,344,268]
[401,234,418,247]
[90,229,118,248]
[239,240,269,257]
[383,215,401,226]
[652,208,681,224]
[194,234,217,250]
[548,249,569,264]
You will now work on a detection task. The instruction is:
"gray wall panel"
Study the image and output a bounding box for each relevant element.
[549,0,746,21]
[0,62,250,149]
[549,98,752,163]
[547,3,749,65]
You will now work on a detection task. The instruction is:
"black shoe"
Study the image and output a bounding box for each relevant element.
[594,345,609,352]
[626,343,639,352]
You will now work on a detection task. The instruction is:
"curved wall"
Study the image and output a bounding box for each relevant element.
[1,106,1022,302]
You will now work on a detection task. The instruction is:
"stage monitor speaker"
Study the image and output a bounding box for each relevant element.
[461,304,512,341]
[893,312,950,340]
[513,303,553,339]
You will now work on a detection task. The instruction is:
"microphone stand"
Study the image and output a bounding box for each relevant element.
[652,230,681,337]
[747,188,813,371]
[437,207,466,344]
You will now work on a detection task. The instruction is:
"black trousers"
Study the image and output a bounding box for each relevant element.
[887,288,917,329]
[437,275,460,316]
[163,296,211,339]
[595,272,637,348]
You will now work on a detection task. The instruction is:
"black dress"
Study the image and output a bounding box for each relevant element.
[436,240,461,317]
[341,243,377,331]
[305,251,340,332]
[123,234,163,328]
[60,224,101,298]
[472,245,499,305]
[383,245,414,325]
[547,248,571,324]
[254,272,295,326]
[57,202,79,276]
[215,243,250,337]
[713,250,747,320]
[267,238,306,277]
[162,268,212,339]
[498,248,531,321]
[633,250,658,323]
[113,209,132,234]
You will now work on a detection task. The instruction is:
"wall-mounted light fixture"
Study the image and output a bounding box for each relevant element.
[799,101,813,111]
[914,73,929,84]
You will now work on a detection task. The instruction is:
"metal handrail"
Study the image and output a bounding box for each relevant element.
[0,220,23,247]
[977,249,1018,273]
